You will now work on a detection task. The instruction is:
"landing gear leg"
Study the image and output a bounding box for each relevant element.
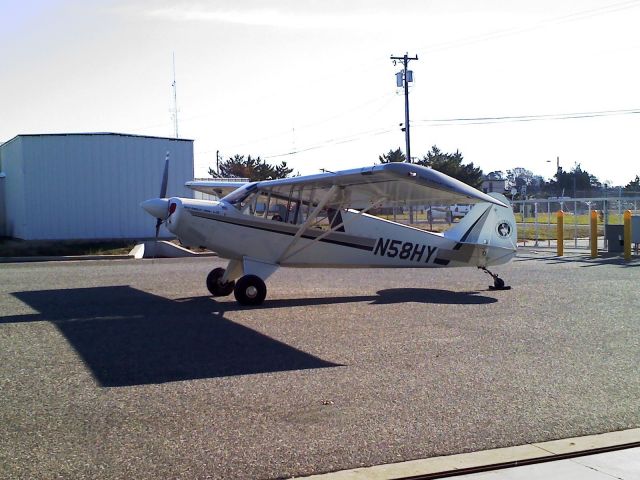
[206,267,235,297]
[479,266,511,291]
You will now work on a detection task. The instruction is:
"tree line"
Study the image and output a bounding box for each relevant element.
[503,166,640,198]
[377,146,483,188]
[208,154,293,181]
[208,145,483,186]
[209,148,640,197]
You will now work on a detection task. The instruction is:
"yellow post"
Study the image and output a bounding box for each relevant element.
[557,210,564,256]
[590,210,598,258]
[624,210,632,261]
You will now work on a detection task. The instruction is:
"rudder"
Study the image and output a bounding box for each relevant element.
[443,193,517,266]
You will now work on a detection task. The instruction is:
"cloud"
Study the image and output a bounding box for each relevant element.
[142,4,410,31]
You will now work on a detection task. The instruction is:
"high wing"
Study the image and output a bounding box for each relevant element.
[186,179,248,198]
[222,163,507,209]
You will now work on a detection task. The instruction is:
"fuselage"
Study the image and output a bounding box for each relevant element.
[162,197,516,269]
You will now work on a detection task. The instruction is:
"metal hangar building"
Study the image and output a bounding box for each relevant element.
[0,133,194,240]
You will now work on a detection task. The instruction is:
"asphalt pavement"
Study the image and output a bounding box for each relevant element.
[1,252,638,479]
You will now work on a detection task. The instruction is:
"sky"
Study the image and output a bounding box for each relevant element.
[2,0,640,186]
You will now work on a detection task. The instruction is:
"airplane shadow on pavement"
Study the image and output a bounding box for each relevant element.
[4,286,495,388]
[210,288,497,312]
[4,286,343,388]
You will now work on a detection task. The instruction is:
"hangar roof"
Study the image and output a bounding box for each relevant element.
[0,132,193,147]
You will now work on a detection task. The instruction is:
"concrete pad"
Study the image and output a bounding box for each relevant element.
[532,428,640,455]
[453,458,627,479]
[130,240,200,258]
[572,447,640,480]
[304,429,640,479]
[302,445,551,479]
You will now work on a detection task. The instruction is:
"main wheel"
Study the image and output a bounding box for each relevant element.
[206,268,235,297]
[493,277,505,289]
[234,275,267,306]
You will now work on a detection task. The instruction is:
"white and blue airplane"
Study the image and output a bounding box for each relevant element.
[142,160,517,306]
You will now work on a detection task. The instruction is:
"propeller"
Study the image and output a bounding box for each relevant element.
[155,153,170,239]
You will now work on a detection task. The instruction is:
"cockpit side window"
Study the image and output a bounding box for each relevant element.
[222,184,332,229]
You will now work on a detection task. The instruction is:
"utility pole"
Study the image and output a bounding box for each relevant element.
[216,150,221,177]
[391,53,418,164]
[391,53,418,223]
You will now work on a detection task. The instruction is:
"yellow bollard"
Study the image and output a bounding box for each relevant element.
[624,210,631,261]
[590,210,598,258]
[556,210,564,256]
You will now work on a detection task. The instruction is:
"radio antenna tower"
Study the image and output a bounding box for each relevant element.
[171,52,179,138]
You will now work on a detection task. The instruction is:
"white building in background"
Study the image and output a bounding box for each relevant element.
[0,133,193,240]
[481,172,508,194]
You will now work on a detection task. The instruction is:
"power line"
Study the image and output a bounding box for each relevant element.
[262,125,397,159]
[414,107,640,126]
[194,94,397,158]
[415,0,640,55]
[222,93,396,151]
[255,107,640,160]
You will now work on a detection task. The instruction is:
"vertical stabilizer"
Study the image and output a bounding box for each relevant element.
[444,193,517,266]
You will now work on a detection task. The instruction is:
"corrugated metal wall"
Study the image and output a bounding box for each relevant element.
[2,133,194,240]
[0,137,27,238]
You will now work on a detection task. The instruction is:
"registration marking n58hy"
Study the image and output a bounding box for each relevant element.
[373,238,438,263]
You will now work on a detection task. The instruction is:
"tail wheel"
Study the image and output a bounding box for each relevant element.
[479,266,511,291]
[234,275,267,306]
[206,268,235,297]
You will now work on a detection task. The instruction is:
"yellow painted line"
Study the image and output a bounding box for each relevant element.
[302,428,640,480]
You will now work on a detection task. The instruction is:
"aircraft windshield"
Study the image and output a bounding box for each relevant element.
[221,183,258,205]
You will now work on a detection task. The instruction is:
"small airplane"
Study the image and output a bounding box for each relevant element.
[142,159,517,306]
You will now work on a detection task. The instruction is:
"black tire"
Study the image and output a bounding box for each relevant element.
[234,275,267,306]
[494,277,505,289]
[206,268,235,297]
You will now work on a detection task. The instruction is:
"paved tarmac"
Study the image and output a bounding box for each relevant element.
[0,252,638,479]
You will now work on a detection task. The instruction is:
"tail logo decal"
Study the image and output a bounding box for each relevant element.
[496,221,513,238]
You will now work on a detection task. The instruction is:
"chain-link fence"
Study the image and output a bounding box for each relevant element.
[374,198,639,252]
[511,197,640,250]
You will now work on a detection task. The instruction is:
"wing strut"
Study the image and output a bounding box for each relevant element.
[276,185,338,263]
[278,195,387,263]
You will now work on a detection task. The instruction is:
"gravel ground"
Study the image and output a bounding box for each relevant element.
[1,253,639,479]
